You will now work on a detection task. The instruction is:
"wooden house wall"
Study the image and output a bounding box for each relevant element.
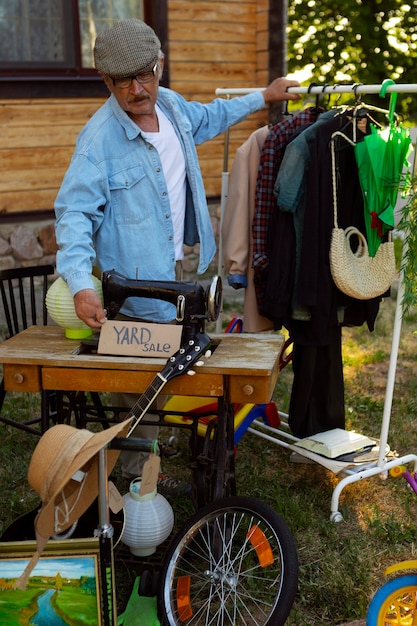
[169,0,269,197]
[0,0,268,218]
[0,98,106,215]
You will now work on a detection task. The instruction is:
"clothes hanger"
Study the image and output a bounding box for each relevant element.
[280,97,294,119]
[306,81,328,111]
[331,77,405,160]
[327,84,343,109]
[327,83,384,145]
[276,80,325,121]
[351,81,397,125]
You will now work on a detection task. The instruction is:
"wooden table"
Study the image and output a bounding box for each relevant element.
[0,326,284,502]
[0,326,283,401]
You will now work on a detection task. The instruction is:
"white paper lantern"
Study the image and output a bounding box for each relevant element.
[121,478,174,557]
[45,275,103,339]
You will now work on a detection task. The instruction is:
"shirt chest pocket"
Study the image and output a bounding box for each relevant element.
[108,164,152,224]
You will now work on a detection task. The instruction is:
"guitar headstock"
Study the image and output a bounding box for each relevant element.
[161,332,212,382]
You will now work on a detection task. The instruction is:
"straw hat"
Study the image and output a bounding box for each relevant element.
[15,418,132,589]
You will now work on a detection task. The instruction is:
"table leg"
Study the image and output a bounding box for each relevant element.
[213,395,236,501]
[41,389,51,433]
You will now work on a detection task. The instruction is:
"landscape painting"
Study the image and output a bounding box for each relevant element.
[0,539,101,626]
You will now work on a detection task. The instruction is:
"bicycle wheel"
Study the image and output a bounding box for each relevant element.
[367,574,417,625]
[158,496,298,625]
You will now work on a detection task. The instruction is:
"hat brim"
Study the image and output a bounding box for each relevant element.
[34,417,133,540]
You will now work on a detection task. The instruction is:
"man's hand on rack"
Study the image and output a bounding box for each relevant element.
[263,77,302,104]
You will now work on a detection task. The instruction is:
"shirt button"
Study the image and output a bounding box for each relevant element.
[148,145,153,150]
[156,168,161,173]
[162,191,167,196]
[165,213,170,219]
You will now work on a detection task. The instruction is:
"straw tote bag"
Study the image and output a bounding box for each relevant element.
[329,138,396,300]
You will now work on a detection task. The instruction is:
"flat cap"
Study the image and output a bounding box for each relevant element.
[94,19,161,78]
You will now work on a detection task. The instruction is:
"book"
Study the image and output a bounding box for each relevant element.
[294,428,376,459]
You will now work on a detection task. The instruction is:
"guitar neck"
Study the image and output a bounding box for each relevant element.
[126,373,167,437]
[124,332,211,437]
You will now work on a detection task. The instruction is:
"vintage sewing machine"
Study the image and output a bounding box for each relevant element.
[102,269,222,342]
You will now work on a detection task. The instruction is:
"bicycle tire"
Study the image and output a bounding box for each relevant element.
[367,574,417,625]
[158,495,299,625]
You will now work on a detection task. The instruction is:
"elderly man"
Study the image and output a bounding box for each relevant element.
[54,19,300,492]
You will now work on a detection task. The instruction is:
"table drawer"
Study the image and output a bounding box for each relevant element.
[42,367,225,397]
[228,374,277,404]
[4,365,41,392]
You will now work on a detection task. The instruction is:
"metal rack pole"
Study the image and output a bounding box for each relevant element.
[216,96,231,333]
[215,83,417,96]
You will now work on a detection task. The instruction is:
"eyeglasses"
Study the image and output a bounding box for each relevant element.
[112,62,158,89]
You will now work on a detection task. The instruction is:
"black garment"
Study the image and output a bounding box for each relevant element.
[264,111,386,437]
[263,110,382,344]
[293,112,382,344]
[288,334,345,439]
[260,209,296,330]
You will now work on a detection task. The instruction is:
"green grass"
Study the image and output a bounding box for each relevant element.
[1,287,417,624]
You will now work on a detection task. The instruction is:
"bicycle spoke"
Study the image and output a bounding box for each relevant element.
[159,497,298,625]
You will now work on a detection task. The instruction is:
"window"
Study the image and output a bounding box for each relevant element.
[79,0,145,70]
[0,0,167,97]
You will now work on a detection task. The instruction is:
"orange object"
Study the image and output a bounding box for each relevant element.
[247,525,274,568]
[176,575,193,622]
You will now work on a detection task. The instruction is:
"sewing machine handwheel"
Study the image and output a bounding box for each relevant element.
[206,275,222,321]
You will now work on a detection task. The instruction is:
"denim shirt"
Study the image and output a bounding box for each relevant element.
[55,87,265,321]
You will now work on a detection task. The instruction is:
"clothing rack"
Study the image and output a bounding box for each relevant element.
[215,83,417,96]
[215,82,417,521]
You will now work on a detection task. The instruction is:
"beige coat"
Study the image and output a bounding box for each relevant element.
[222,126,274,332]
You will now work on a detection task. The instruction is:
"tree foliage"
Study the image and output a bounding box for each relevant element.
[287,0,417,118]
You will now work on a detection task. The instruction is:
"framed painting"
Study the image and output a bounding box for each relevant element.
[0,538,101,626]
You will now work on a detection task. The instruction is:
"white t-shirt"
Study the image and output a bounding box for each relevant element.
[141,105,186,260]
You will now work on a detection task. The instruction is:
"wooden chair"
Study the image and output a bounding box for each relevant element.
[0,264,110,434]
[0,264,57,434]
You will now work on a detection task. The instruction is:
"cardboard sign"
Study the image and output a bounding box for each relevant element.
[97,320,182,358]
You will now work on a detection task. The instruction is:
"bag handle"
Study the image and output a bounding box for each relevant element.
[330,132,355,229]
[344,226,368,257]
[330,133,392,244]
[330,136,341,229]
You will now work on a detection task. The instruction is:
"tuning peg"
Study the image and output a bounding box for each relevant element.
[187,369,196,376]
[195,360,205,367]
[204,350,212,359]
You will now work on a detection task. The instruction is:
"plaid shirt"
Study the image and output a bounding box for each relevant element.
[252,108,322,307]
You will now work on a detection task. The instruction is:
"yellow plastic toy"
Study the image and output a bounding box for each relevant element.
[163,396,279,445]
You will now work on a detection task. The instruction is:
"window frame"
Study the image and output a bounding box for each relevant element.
[0,0,168,98]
